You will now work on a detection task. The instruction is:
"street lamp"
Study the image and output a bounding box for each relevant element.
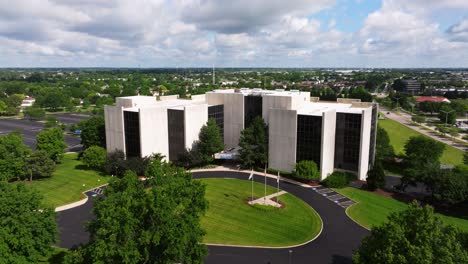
[393,96,401,112]
[440,109,455,127]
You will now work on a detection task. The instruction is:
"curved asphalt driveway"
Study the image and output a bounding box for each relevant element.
[57,171,369,263]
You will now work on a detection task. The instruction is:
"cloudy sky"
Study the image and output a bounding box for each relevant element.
[1,0,468,68]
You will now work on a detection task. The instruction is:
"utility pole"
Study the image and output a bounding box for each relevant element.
[393,96,401,112]
[440,109,455,127]
[264,165,267,205]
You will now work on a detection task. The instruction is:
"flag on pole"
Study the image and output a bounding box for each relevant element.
[277,171,280,183]
[248,171,253,180]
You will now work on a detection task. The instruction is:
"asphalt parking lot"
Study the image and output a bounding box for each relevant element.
[0,113,90,150]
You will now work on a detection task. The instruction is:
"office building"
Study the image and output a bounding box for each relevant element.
[105,89,377,180]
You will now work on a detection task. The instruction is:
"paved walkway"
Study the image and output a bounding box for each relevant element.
[248,191,286,207]
[312,186,356,209]
[382,108,467,151]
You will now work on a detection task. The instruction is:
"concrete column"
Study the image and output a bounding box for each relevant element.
[268,109,297,172]
[223,93,244,147]
[184,104,208,149]
[104,105,125,154]
[320,109,336,180]
[139,107,169,160]
[358,108,372,181]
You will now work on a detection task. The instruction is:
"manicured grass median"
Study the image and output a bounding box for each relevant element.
[379,119,464,165]
[335,187,468,232]
[28,153,110,208]
[199,178,322,247]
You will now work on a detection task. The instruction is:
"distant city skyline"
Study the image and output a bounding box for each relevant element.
[1,0,468,68]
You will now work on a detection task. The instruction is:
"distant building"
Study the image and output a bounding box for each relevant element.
[105,89,378,181]
[21,96,35,107]
[415,96,450,103]
[403,79,421,95]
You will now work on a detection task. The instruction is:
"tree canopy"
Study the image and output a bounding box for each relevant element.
[238,116,268,168]
[82,146,107,170]
[195,118,224,164]
[404,136,444,166]
[0,131,32,181]
[78,116,106,149]
[0,182,57,263]
[375,126,394,161]
[294,160,319,180]
[353,202,468,264]
[26,150,55,181]
[36,127,67,163]
[68,158,208,264]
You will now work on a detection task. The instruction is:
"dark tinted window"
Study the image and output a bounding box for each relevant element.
[244,95,262,128]
[296,115,322,168]
[167,109,185,161]
[334,113,361,171]
[208,104,224,138]
[123,111,141,158]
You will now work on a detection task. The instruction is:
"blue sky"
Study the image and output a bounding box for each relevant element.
[0,0,467,68]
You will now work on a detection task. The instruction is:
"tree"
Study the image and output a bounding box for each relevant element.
[27,150,55,181]
[401,136,445,190]
[195,118,224,165]
[36,127,67,163]
[294,160,319,180]
[44,115,59,127]
[404,136,444,166]
[36,89,70,111]
[0,131,32,181]
[68,161,208,264]
[104,150,126,177]
[391,79,405,92]
[425,165,468,205]
[78,116,106,149]
[82,146,107,170]
[23,106,45,120]
[353,202,468,264]
[348,86,373,102]
[0,99,7,113]
[366,161,386,190]
[238,116,268,168]
[0,182,57,263]
[375,126,394,161]
[411,115,426,124]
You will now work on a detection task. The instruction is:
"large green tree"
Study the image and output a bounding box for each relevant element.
[82,146,107,170]
[353,202,468,264]
[366,161,386,190]
[23,106,46,120]
[26,150,55,181]
[78,116,106,149]
[402,136,444,190]
[68,159,208,263]
[36,127,67,163]
[239,116,268,168]
[375,126,394,161]
[0,131,32,181]
[195,118,224,164]
[0,182,57,263]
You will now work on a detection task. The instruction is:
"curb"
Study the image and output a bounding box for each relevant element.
[55,183,109,212]
[192,169,324,249]
[344,203,371,231]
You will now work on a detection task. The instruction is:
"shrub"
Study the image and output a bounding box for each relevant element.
[293,160,319,180]
[82,146,107,170]
[322,171,355,188]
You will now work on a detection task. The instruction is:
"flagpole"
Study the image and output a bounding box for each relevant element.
[251,168,254,203]
[277,171,280,203]
[264,165,267,205]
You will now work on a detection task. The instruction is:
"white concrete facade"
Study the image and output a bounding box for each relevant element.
[105,89,377,181]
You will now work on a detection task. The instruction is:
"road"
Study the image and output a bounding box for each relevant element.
[57,171,369,264]
[382,109,467,151]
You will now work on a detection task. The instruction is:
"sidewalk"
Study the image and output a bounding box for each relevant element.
[382,108,467,151]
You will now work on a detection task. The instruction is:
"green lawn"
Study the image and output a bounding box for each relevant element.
[379,118,464,165]
[335,187,468,232]
[199,178,322,247]
[28,153,110,208]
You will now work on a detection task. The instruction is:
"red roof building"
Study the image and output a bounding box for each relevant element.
[415,96,450,103]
